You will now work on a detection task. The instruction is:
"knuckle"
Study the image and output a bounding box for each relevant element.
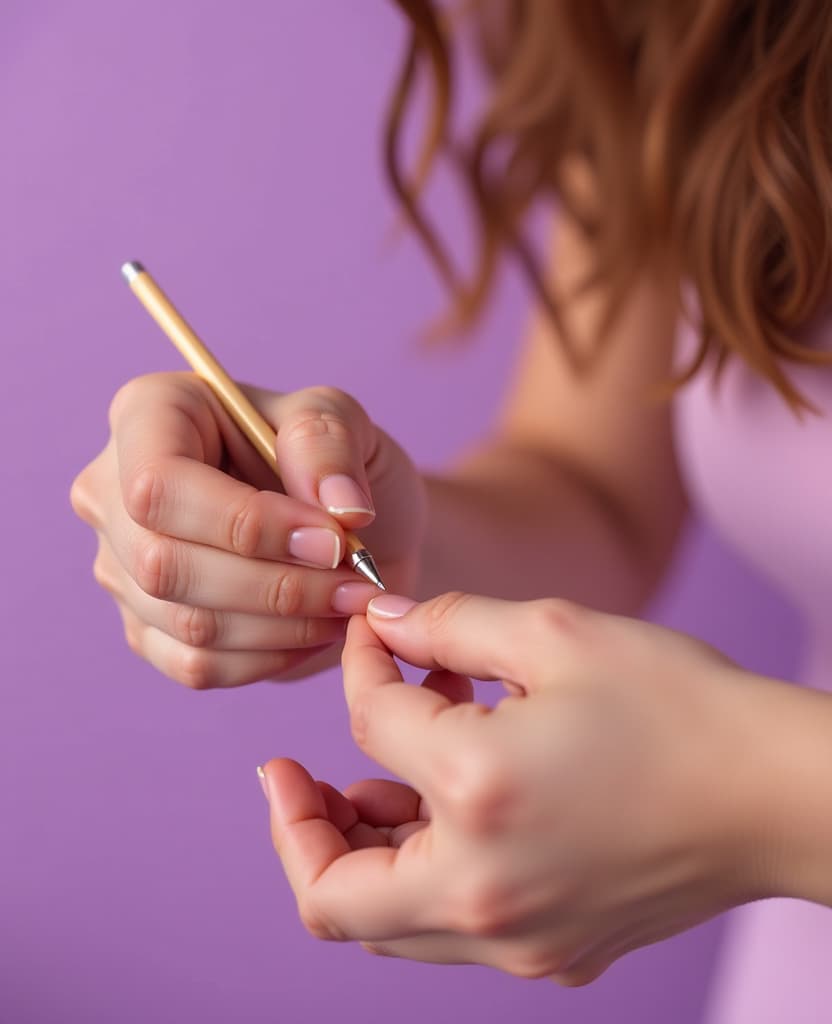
[69,467,93,522]
[70,457,108,528]
[507,946,573,981]
[283,408,352,449]
[298,898,344,942]
[124,462,167,530]
[134,535,181,601]
[551,959,607,987]
[361,942,389,958]
[304,384,357,414]
[227,492,263,557]
[440,742,511,835]
[171,604,218,649]
[264,570,304,617]
[109,373,196,429]
[91,556,107,588]
[450,872,515,938]
[69,473,84,515]
[123,622,144,657]
[92,554,117,595]
[348,694,373,752]
[107,380,136,427]
[175,646,219,690]
[107,375,155,428]
[532,598,586,641]
[292,616,325,649]
[423,591,472,657]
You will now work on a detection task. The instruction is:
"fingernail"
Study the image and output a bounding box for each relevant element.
[367,595,417,619]
[318,474,374,517]
[332,582,381,614]
[256,765,269,802]
[288,527,342,569]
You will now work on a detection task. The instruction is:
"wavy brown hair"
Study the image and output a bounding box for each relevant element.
[386,0,832,408]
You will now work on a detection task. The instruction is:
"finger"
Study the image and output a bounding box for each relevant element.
[108,503,356,616]
[315,783,403,851]
[366,591,592,688]
[550,958,611,987]
[70,450,111,530]
[362,934,498,967]
[115,603,146,660]
[364,935,567,980]
[111,374,350,568]
[110,372,226,471]
[387,821,429,847]
[137,626,327,687]
[103,549,347,650]
[422,668,475,704]
[344,822,392,851]
[341,616,485,793]
[342,779,428,828]
[264,385,377,529]
[262,759,350,915]
[262,759,439,941]
[120,456,346,569]
[92,534,124,597]
[315,782,359,834]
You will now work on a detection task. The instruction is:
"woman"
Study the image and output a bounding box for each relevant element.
[70,1,832,1016]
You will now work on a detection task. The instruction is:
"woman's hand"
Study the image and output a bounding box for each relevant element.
[260,592,793,983]
[70,372,426,687]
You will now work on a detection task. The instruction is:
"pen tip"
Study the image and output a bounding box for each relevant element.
[121,260,144,284]
[352,552,386,590]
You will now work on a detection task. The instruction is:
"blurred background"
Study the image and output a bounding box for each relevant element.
[0,3,804,1021]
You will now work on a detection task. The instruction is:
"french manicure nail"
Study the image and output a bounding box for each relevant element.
[318,474,374,517]
[332,582,381,614]
[288,527,342,569]
[256,764,269,802]
[367,595,417,619]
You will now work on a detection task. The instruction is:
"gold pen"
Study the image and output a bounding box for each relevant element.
[121,261,385,590]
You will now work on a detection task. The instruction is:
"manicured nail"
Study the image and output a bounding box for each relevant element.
[332,582,380,614]
[288,527,342,569]
[256,765,269,802]
[318,474,374,517]
[367,595,417,619]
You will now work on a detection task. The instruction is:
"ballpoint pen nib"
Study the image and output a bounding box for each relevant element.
[351,551,386,590]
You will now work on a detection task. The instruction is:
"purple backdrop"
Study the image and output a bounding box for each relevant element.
[1,3,804,1022]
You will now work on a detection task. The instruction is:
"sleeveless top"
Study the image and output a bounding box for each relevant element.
[673,316,832,1023]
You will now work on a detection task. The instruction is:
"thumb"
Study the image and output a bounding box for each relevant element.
[365,591,582,689]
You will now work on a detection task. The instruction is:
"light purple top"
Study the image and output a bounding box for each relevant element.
[673,317,832,1022]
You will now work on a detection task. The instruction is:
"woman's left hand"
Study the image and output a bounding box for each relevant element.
[259,592,791,984]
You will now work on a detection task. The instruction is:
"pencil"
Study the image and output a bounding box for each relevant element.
[120,260,385,590]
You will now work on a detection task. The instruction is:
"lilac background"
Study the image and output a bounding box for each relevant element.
[0,3,804,1022]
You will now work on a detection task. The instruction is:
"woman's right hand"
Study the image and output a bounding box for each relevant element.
[70,372,426,688]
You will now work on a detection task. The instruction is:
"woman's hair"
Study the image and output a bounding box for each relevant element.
[386,0,832,407]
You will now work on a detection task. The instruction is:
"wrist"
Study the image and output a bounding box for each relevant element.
[737,673,832,908]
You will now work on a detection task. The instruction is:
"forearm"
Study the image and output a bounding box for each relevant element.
[417,441,676,614]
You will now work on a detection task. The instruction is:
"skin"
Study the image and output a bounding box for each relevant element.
[71,374,425,685]
[70,208,832,979]
[261,595,832,983]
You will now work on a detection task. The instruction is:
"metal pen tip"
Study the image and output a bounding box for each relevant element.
[352,552,386,590]
[121,260,145,284]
